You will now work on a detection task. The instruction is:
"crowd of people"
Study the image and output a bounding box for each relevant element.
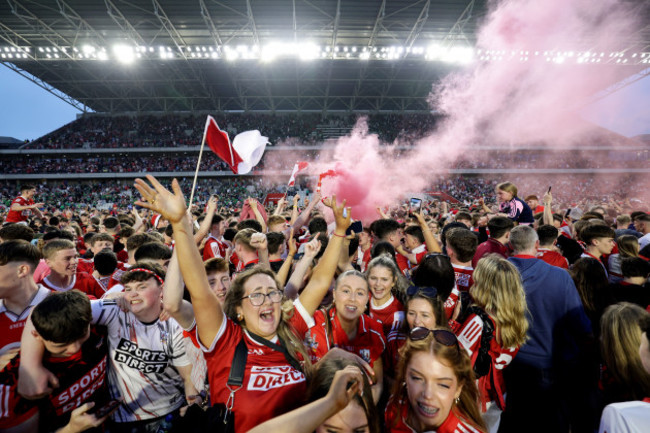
[20,113,441,150]
[4,147,648,176]
[0,175,649,433]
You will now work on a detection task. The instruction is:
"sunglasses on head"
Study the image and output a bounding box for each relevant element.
[409,327,459,347]
[406,285,438,298]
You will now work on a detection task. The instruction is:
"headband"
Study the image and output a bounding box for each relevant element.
[128,268,164,286]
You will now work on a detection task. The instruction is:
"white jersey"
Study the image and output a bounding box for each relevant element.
[599,400,650,433]
[91,300,190,422]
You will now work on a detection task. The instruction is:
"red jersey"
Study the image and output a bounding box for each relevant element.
[361,248,372,272]
[38,272,104,299]
[370,295,405,338]
[396,253,411,276]
[292,308,386,366]
[76,258,94,274]
[452,264,474,292]
[385,329,407,375]
[385,395,484,433]
[200,317,307,433]
[473,238,509,268]
[444,285,461,321]
[536,248,569,269]
[456,313,519,410]
[203,235,227,261]
[410,244,428,265]
[0,286,50,358]
[5,196,34,223]
[0,327,110,431]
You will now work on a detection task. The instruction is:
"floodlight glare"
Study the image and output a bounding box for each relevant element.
[113,44,135,64]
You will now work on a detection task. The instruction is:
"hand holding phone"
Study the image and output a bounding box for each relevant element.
[345,221,363,236]
[409,198,422,215]
[92,400,121,418]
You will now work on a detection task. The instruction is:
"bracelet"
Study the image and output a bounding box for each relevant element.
[332,232,346,238]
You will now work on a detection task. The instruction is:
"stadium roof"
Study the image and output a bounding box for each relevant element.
[0,0,648,114]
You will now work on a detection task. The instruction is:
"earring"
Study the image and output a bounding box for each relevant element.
[455,397,460,405]
[236,313,243,321]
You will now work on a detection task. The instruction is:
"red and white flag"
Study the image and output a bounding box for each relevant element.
[203,115,268,174]
[288,161,309,186]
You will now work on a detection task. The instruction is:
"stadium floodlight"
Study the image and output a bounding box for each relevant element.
[360,51,370,60]
[97,50,108,61]
[82,45,95,55]
[113,44,135,64]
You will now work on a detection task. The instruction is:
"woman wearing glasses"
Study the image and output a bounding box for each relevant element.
[386,327,487,432]
[133,175,352,433]
[454,255,528,432]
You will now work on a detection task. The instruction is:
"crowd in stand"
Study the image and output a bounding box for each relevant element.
[21,113,442,150]
[1,175,650,433]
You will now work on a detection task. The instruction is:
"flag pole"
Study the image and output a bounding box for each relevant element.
[188,118,209,210]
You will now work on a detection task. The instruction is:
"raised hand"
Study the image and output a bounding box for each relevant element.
[323,194,351,232]
[327,365,365,411]
[303,237,322,260]
[287,229,297,257]
[250,232,268,251]
[134,175,187,224]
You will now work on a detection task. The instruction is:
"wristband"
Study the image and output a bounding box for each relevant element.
[332,232,346,238]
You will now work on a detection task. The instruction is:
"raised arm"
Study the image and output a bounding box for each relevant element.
[162,247,195,329]
[193,195,218,245]
[273,196,287,216]
[248,198,268,233]
[543,191,553,226]
[298,195,351,316]
[291,192,321,232]
[289,195,300,225]
[284,237,321,300]
[416,210,441,253]
[131,208,144,233]
[135,175,222,348]
[275,229,296,288]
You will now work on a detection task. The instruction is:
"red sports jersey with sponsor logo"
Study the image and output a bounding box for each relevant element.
[456,313,519,410]
[0,286,50,429]
[536,248,569,269]
[369,295,405,338]
[385,395,484,433]
[291,307,386,366]
[200,317,307,433]
[203,235,227,261]
[38,272,104,299]
[0,327,110,431]
[452,264,474,292]
[5,196,34,223]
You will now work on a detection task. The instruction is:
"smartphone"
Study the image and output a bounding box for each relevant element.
[93,400,121,418]
[409,198,422,214]
[346,221,363,236]
[547,186,552,194]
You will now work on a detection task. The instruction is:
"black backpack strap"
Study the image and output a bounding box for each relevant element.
[227,338,248,387]
[247,331,303,373]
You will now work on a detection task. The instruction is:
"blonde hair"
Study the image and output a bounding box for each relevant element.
[471,255,529,348]
[389,330,486,432]
[617,234,639,258]
[496,181,518,198]
[600,302,650,400]
[233,228,256,251]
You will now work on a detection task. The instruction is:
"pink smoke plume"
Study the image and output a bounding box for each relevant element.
[301,0,646,222]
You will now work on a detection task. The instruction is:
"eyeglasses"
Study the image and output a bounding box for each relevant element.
[241,290,283,306]
[406,285,438,298]
[409,327,458,347]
